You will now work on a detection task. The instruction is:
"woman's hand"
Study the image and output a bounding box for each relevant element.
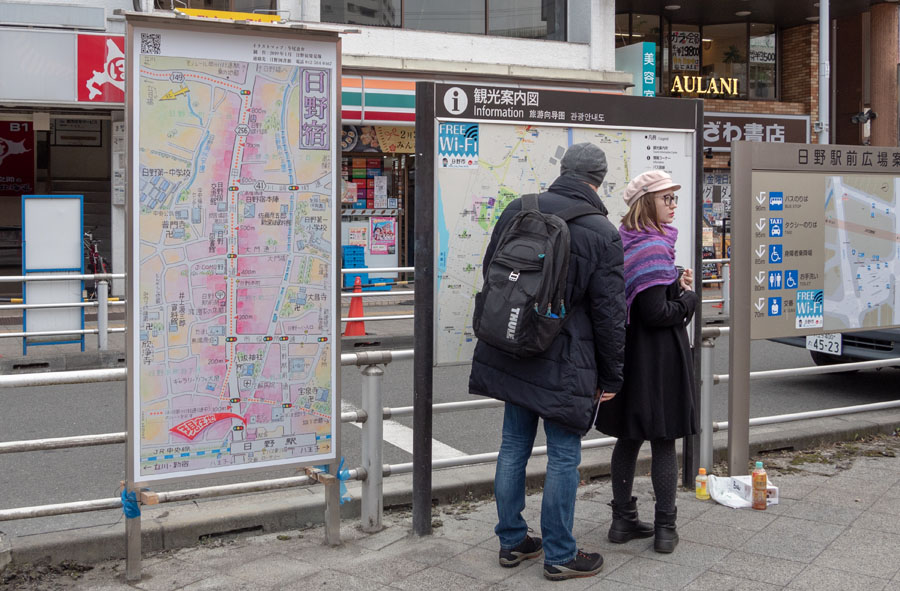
[595,389,616,403]
[679,267,694,291]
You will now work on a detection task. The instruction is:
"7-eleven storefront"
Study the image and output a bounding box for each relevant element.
[338,76,416,272]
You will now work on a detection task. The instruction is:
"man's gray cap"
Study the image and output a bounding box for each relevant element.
[560,142,608,187]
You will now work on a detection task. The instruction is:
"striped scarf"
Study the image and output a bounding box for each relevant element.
[620,224,678,321]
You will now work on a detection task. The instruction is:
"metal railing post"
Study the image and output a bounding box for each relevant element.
[98,280,109,351]
[700,334,716,472]
[361,363,384,532]
[722,264,731,318]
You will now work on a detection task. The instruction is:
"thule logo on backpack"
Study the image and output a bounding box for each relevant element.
[506,307,520,340]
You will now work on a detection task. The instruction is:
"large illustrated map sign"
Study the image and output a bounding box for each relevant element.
[127,19,339,483]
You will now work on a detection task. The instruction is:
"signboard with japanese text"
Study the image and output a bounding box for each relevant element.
[125,14,341,484]
[429,83,702,365]
[732,142,900,340]
[671,31,700,72]
[0,121,35,196]
[615,42,656,97]
[704,112,809,152]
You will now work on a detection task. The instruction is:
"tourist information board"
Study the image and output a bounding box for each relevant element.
[126,14,340,483]
[732,142,900,340]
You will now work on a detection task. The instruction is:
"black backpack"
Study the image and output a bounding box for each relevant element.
[472,193,599,358]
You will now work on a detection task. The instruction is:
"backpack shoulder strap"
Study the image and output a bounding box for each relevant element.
[521,193,540,211]
[556,203,602,222]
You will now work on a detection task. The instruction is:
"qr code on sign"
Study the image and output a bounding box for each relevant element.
[140,33,161,55]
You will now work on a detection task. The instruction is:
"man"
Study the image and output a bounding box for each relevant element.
[469,142,625,581]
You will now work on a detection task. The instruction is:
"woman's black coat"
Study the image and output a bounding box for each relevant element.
[596,280,699,441]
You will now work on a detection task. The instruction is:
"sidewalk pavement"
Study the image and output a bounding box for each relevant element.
[6,435,900,591]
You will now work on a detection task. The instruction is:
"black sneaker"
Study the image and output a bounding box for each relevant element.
[543,550,604,581]
[498,535,543,567]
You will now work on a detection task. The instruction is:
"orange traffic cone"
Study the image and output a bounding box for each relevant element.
[343,276,366,337]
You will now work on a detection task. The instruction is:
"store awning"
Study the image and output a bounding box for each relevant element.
[341,76,415,125]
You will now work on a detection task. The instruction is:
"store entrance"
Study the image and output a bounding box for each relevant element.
[0,114,113,296]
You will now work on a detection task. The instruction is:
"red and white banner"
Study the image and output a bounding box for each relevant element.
[77,34,125,103]
[0,121,35,197]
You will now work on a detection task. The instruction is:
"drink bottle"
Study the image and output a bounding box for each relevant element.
[695,468,709,500]
[752,461,767,510]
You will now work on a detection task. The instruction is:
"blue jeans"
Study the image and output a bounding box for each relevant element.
[494,402,581,566]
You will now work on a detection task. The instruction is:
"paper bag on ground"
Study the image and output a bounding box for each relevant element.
[708,474,779,509]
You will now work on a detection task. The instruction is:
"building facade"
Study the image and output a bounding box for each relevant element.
[1,0,898,287]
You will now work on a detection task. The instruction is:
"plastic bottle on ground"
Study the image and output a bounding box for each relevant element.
[695,468,710,500]
[752,461,767,510]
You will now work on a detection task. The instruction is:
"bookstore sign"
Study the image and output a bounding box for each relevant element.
[704,112,809,152]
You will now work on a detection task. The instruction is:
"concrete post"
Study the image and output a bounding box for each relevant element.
[818,1,830,144]
[361,364,384,532]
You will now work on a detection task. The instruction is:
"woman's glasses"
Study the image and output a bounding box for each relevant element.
[659,193,678,206]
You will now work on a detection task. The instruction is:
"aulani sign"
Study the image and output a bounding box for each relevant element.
[671,75,739,96]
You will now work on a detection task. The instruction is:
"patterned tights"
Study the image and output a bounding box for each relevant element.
[610,437,677,513]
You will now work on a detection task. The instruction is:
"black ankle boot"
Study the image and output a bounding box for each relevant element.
[607,497,654,543]
[654,507,679,553]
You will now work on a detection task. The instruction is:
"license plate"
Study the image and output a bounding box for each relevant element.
[806,333,842,356]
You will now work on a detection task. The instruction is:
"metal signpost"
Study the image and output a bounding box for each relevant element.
[730,141,900,473]
[125,11,342,580]
[414,82,704,533]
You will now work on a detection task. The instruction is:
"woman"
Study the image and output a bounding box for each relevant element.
[596,170,698,554]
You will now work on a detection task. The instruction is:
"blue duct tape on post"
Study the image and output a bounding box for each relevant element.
[314,458,352,504]
[121,489,141,519]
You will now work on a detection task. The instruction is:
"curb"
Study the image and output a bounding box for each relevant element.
[7,407,900,567]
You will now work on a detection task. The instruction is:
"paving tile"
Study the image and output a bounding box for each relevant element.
[391,535,472,566]
[131,559,218,591]
[709,549,806,587]
[694,504,777,531]
[678,515,757,550]
[390,565,491,591]
[781,499,864,525]
[812,527,900,580]
[584,579,654,591]
[637,539,730,569]
[355,524,411,550]
[787,564,889,591]
[681,571,782,591]
[433,515,497,546]
[802,485,883,508]
[225,554,318,586]
[870,495,900,517]
[851,509,900,535]
[180,573,275,591]
[738,529,829,564]
[439,546,522,584]
[602,556,701,590]
[760,515,845,543]
[170,539,275,571]
[824,466,900,488]
[326,549,427,585]
[574,498,611,524]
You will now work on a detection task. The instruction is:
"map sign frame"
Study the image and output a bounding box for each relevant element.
[125,14,341,486]
[732,141,900,341]
[728,140,900,474]
[425,83,704,367]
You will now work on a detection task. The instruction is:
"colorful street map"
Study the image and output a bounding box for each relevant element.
[133,29,338,480]
[435,123,695,365]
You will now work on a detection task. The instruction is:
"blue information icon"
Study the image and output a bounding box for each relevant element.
[768,244,783,264]
[768,297,782,317]
[784,270,799,289]
[769,217,783,237]
[768,192,784,210]
[768,271,783,290]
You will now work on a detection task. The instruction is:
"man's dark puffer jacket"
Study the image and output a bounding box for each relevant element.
[468,175,626,434]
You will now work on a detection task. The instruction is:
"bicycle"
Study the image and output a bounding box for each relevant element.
[83,230,109,300]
